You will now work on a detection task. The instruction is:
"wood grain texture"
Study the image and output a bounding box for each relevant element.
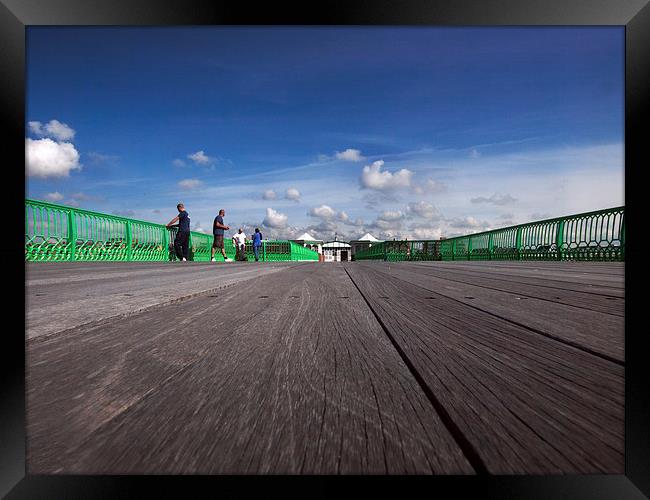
[345,263,624,474]
[26,261,298,339]
[26,261,624,475]
[406,262,625,310]
[414,261,624,290]
[359,262,624,362]
[27,264,472,474]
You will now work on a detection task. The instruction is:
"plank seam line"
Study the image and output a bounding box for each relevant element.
[343,266,488,475]
[405,263,624,298]
[27,263,303,345]
[379,264,624,317]
[368,266,625,368]
[414,262,624,278]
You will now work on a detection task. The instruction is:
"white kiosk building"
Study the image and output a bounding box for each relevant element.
[322,235,352,262]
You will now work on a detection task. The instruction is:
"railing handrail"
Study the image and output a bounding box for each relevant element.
[27,198,158,227]
[439,205,625,242]
[25,198,319,262]
[354,205,624,262]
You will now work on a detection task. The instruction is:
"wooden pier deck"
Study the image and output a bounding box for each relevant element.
[25,260,624,474]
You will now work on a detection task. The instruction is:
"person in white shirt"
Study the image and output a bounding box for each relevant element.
[232,228,247,261]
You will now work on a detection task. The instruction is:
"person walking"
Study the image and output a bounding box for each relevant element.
[252,228,263,262]
[211,209,233,262]
[166,203,190,262]
[233,228,247,261]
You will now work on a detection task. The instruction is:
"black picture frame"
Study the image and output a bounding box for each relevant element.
[3,0,648,497]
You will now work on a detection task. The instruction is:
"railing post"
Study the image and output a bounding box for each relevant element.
[67,209,76,261]
[262,241,266,262]
[126,221,133,261]
[452,240,456,261]
[488,233,493,260]
[467,237,472,261]
[515,227,522,260]
[620,213,625,261]
[555,220,565,261]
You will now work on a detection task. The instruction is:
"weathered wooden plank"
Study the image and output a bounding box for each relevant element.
[345,264,624,474]
[417,261,624,288]
[26,261,299,339]
[409,261,624,298]
[402,263,624,316]
[27,264,472,474]
[359,263,624,362]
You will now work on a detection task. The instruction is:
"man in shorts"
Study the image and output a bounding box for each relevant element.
[211,209,233,262]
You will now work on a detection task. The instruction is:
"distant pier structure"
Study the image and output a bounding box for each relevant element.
[292,232,323,255]
[349,233,382,260]
[291,232,383,262]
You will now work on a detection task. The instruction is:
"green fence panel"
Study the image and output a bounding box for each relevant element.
[27,199,622,263]
[25,201,72,261]
[74,210,129,261]
[490,227,518,260]
[354,206,625,263]
[289,241,319,261]
[26,199,319,263]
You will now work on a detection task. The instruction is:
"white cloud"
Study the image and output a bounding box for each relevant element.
[45,120,76,141]
[262,189,277,200]
[360,160,413,190]
[309,204,337,219]
[335,148,364,162]
[44,191,64,202]
[469,148,481,158]
[370,214,404,231]
[447,216,489,230]
[411,227,442,240]
[263,207,288,228]
[188,150,212,165]
[70,192,92,201]
[172,159,187,168]
[178,178,203,190]
[285,188,301,201]
[26,138,81,178]
[471,193,518,205]
[412,178,446,195]
[374,228,405,240]
[337,211,349,222]
[28,121,43,135]
[86,152,119,166]
[28,120,76,141]
[193,222,208,234]
[378,210,404,221]
[407,201,440,219]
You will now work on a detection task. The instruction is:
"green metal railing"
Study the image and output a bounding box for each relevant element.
[25,199,319,262]
[355,206,625,262]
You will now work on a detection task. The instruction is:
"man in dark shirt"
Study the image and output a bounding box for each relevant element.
[211,208,232,262]
[166,203,190,262]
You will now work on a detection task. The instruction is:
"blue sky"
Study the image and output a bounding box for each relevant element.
[25,27,624,240]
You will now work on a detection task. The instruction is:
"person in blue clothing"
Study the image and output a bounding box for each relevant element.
[252,228,263,261]
[166,203,190,262]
